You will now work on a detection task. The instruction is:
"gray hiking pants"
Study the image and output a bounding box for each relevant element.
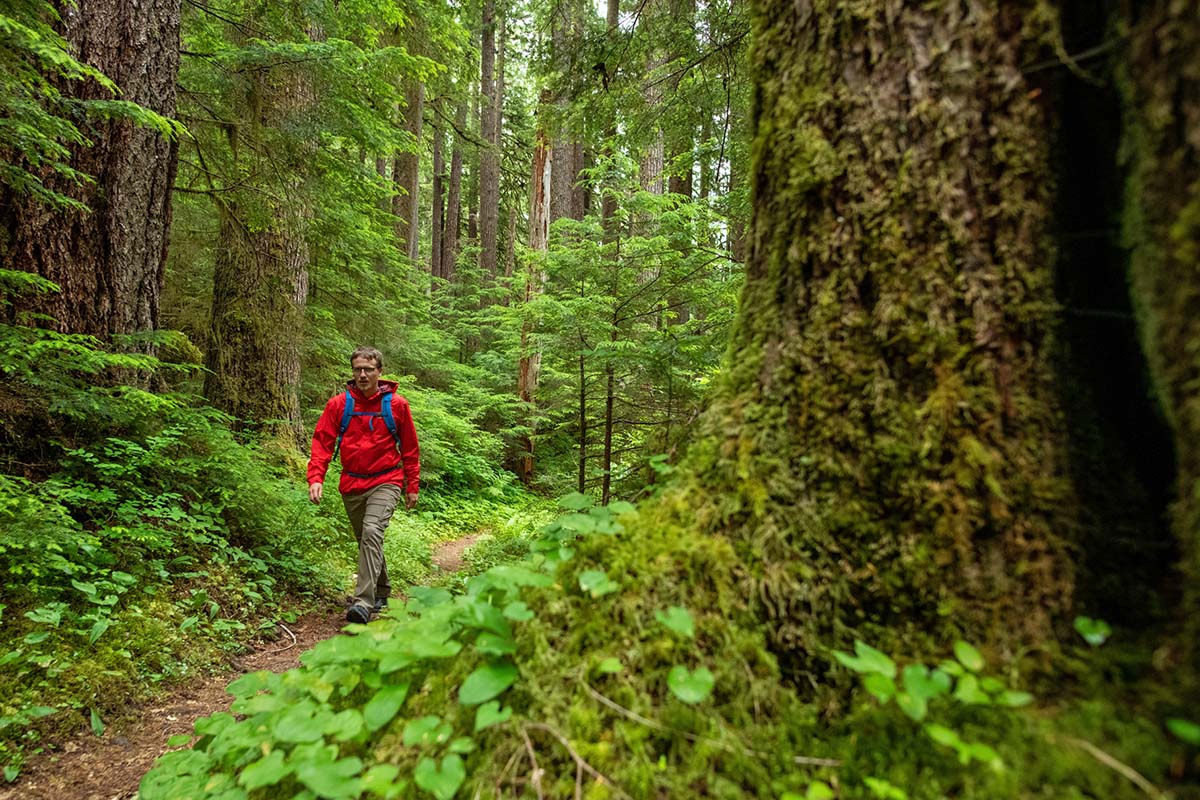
[342,483,401,610]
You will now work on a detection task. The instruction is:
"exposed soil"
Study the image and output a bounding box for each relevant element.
[0,534,479,800]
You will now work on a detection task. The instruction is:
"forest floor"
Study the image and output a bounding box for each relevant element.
[0,532,481,800]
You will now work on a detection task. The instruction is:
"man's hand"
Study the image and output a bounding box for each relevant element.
[309,482,323,504]
[406,492,418,511]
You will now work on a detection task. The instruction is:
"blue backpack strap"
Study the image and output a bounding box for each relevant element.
[379,391,401,448]
[334,390,354,458]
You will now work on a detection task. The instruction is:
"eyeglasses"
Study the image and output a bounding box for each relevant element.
[352,367,379,375]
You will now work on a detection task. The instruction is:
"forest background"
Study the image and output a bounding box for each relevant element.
[0,0,1198,797]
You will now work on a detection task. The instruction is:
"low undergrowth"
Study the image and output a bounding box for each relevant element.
[138,490,1196,799]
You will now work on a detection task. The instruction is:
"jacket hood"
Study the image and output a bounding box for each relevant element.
[345,378,399,401]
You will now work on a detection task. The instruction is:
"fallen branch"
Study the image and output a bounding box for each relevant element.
[1064,737,1166,799]
[265,623,298,654]
[523,722,632,800]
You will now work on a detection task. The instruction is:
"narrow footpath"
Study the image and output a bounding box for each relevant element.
[1,534,479,800]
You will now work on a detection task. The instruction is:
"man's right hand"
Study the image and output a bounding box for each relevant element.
[309,482,323,504]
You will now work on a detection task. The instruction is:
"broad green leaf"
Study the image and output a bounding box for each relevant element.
[226,670,273,698]
[896,692,927,721]
[324,709,365,741]
[272,702,324,743]
[474,701,512,732]
[805,782,835,800]
[862,673,896,703]
[459,661,518,706]
[239,750,291,791]
[502,602,534,621]
[23,631,50,645]
[165,733,192,747]
[475,631,516,656]
[997,690,1033,708]
[90,708,104,737]
[4,765,17,782]
[924,723,962,749]
[1073,616,1112,647]
[403,716,452,747]
[655,606,695,638]
[363,683,410,732]
[448,737,476,754]
[87,618,111,644]
[557,492,593,510]
[863,776,909,799]
[1167,718,1200,745]
[413,755,466,800]
[578,570,618,597]
[296,756,362,800]
[952,674,990,705]
[361,764,404,799]
[560,513,597,533]
[597,657,623,674]
[953,641,985,672]
[667,665,715,704]
[966,742,1001,764]
[833,641,897,678]
[902,664,949,703]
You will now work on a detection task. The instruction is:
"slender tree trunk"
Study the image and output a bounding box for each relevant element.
[601,346,615,505]
[578,341,588,493]
[0,0,180,339]
[393,80,424,261]
[443,97,467,283]
[517,121,551,486]
[1117,0,1200,676]
[479,0,499,279]
[684,0,1076,672]
[430,115,445,282]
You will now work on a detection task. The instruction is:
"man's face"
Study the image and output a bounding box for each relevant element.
[351,356,381,396]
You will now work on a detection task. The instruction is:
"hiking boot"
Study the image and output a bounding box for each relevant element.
[346,604,371,624]
[373,597,388,614]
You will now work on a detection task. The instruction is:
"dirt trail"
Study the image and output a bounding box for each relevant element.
[0,534,479,800]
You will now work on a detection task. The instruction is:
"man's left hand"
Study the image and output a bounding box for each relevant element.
[406,492,418,511]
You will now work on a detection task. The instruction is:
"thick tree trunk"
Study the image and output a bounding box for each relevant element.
[393,80,423,262]
[479,0,500,280]
[204,205,306,439]
[685,0,1076,671]
[1117,0,1200,675]
[0,0,180,338]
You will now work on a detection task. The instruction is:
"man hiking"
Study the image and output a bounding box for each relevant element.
[307,346,420,624]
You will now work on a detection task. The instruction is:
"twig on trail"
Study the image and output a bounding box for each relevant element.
[523,722,632,800]
[580,679,841,768]
[1063,737,1166,799]
[265,623,298,654]
[517,724,546,800]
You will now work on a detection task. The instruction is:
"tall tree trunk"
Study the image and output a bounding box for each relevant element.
[0,0,180,339]
[443,97,467,283]
[1117,0,1200,676]
[686,0,1076,672]
[430,115,445,282]
[479,0,500,280]
[204,204,306,439]
[517,121,551,486]
[393,79,424,262]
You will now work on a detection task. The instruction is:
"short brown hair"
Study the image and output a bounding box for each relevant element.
[349,346,383,371]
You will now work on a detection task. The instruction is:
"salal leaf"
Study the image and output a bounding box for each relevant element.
[363,683,410,732]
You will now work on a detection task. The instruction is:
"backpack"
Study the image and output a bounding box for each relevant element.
[333,390,403,478]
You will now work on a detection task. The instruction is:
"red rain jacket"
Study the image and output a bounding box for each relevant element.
[307,380,420,496]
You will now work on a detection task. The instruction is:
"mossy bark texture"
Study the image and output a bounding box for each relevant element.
[684,0,1077,675]
[1117,0,1200,672]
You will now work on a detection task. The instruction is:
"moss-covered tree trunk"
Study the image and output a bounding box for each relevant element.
[1117,0,1200,675]
[0,0,179,338]
[684,0,1077,674]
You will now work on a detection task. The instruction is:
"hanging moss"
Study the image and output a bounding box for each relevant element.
[1115,0,1200,678]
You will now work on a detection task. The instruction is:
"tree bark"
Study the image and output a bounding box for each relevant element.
[479,0,500,280]
[684,0,1076,671]
[1117,0,1200,675]
[517,120,552,486]
[443,97,467,283]
[430,115,445,282]
[0,0,180,339]
[393,79,424,262]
